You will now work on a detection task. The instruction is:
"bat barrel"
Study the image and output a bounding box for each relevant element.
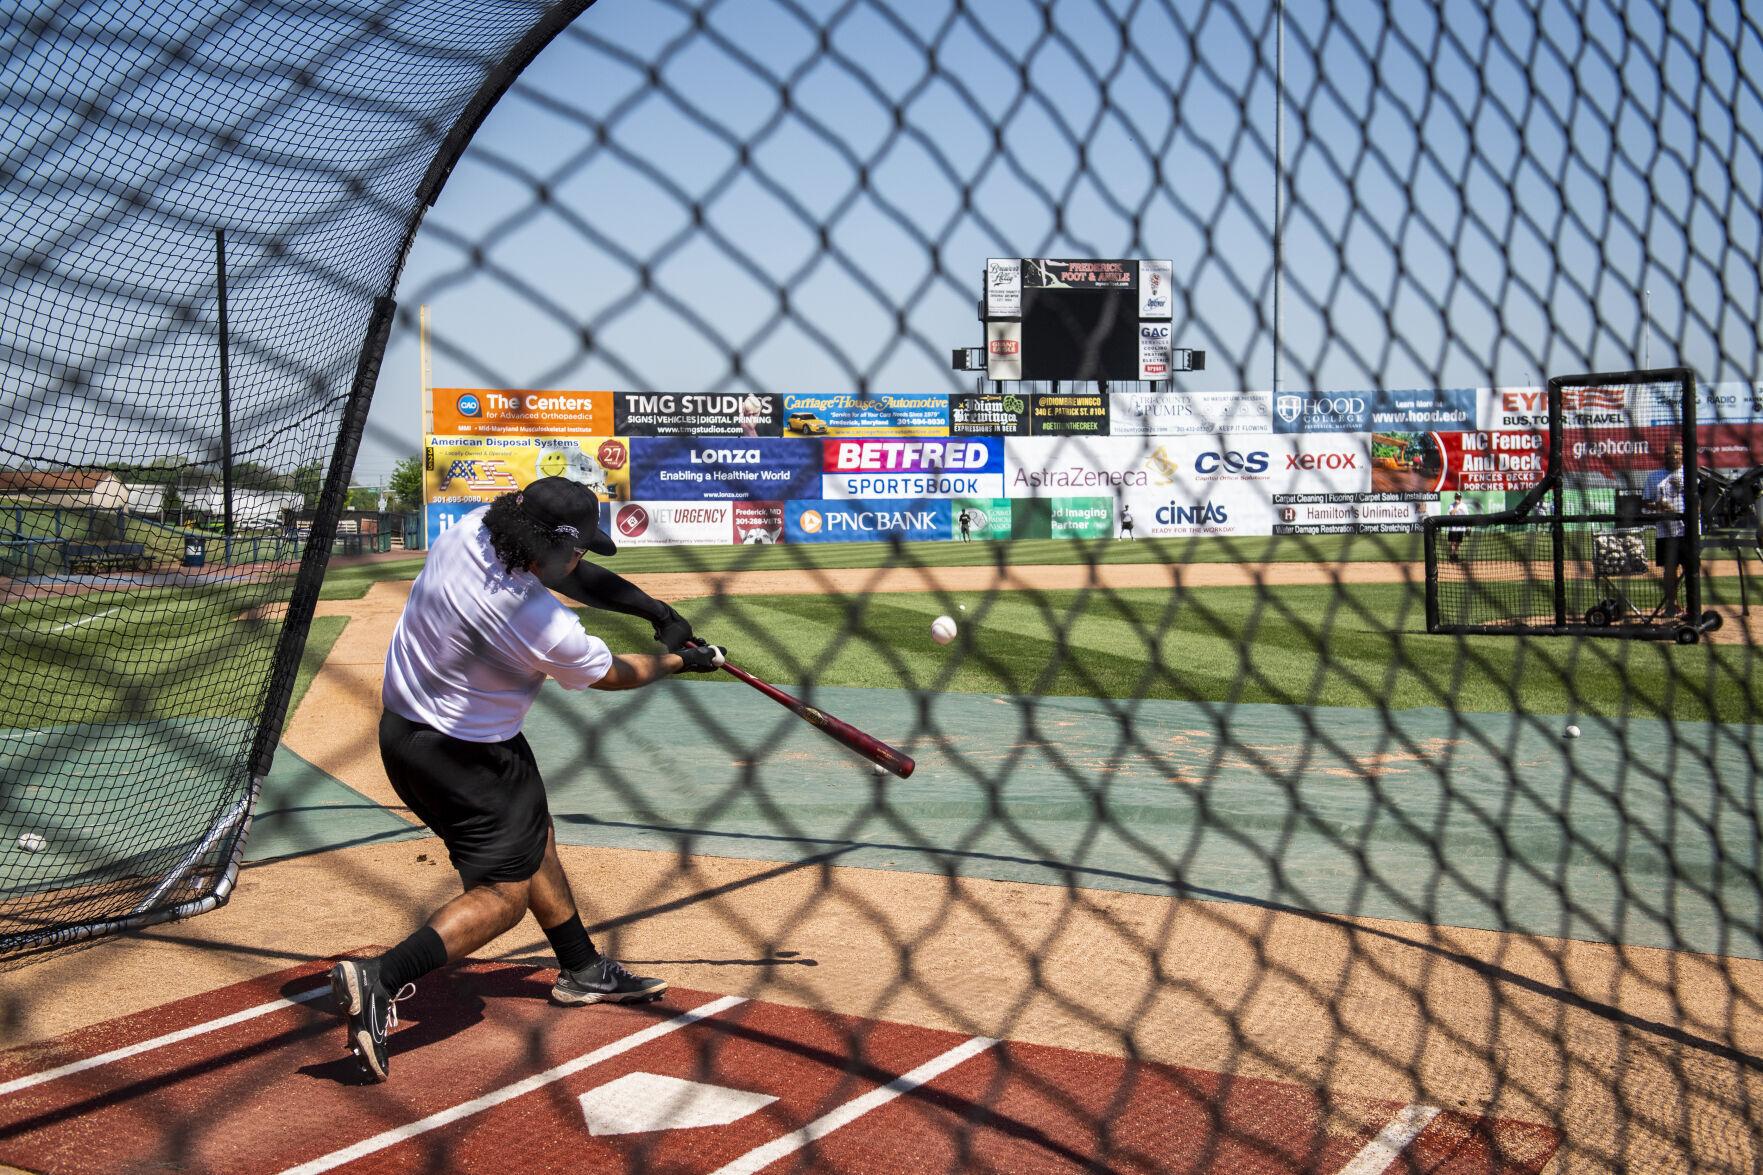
[719,660,914,778]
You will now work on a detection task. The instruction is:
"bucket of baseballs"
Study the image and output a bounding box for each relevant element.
[16,832,47,853]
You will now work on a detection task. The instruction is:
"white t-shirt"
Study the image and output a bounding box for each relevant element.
[1647,467,1686,537]
[382,507,613,741]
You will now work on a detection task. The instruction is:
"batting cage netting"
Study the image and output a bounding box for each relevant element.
[2,1,1761,1172]
[1425,368,1714,640]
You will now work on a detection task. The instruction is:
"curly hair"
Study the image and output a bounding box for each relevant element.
[481,493,559,574]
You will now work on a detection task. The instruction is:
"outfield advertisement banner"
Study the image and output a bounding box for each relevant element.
[609,501,741,546]
[784,499,951,543]
[781,393,950,437]
[1008,497,1113,539]
[1117,482,1272,537]
[425,499,615,545]
[1476,386,1629,432]
[1274,388,1476,434]
[627,437,821,500]
[1005,436,1156,497]
[1480,381,1763,432]
[1684,382,1763,425]
[1004,435,1371,499]
[1429,430,1548,491]
[1272,496,1432,534]
[1030,392,1110,435]
[952,499,1012,540]
[733,501,787,544]
[613,392,783,437]
[1110,390,1271,435]
[425,436,631,504]
[949,391,1030,436]
[430,388,614,436]
[821,439,1004,500]
[985,258,1022,318]
[1021,258,1135,288]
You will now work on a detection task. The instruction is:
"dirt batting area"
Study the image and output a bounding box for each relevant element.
[4,560,1761,1172]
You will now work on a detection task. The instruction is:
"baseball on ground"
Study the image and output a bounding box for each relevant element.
[930,615,958,645]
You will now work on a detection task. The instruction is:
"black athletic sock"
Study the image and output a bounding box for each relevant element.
[377,926,447,991]
[543,913,599,973]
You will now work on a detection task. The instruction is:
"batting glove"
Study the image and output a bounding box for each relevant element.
[652,604,695,652]
[676,643,727,672]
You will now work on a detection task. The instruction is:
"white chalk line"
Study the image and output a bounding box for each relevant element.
[278,995,748,1175]
[1335,1103,1444,1175]
[707,1035,998,1175]
[0,985,330,1098]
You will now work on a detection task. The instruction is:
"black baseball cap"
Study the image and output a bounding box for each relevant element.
[515,476,617,556]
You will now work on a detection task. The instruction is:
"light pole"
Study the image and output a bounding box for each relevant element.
[1274,0,1284,402]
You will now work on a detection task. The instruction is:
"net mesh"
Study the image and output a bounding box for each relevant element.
[3,1,1763,1172]
[1429,372,1703,636]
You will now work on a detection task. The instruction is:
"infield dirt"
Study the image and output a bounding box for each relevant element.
[3,561,1759,1172]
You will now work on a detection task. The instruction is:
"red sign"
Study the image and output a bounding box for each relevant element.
[614,504,649,537]
[1436,431,1547,491]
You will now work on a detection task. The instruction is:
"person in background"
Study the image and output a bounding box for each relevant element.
[1446,492,1469,560]
[1645,442,1691,615]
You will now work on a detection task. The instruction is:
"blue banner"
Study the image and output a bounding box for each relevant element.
[1368,388,1475,431]
[1272,388,1475,433]
[1272,391,1370,433]
[629,437,822,501]
[780,393,951,437]
[784,499,952,542]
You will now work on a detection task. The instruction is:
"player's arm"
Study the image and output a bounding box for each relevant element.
[589,644,726,692]
[540,561,695,650]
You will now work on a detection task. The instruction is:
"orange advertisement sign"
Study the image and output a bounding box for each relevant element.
[430,388,614,435]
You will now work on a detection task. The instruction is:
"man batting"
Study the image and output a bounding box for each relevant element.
[328,476,724,1082]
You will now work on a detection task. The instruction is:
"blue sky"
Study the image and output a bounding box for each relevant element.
[3,0,1757,486]
[352,0,1763,481]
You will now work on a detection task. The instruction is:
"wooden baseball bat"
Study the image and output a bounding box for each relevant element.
[719,659,915,778]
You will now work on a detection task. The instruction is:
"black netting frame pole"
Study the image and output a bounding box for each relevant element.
[244,1,598,788]
[246,295,396,784]
[1549,376,1568,628]
[216,227,234,541]
[1680,368,1702,623]
[1423,523,1440,632]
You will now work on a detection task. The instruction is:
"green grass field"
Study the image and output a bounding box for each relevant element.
[315,534,1424,597]
[575,583,1763,724]
[4,540,1757,728]
[0,581,344,729]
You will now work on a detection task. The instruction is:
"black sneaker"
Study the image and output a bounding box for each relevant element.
[330,958,414,1082]
[552,956,667,1005]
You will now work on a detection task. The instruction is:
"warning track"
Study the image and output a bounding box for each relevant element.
[0,957,1556,1174]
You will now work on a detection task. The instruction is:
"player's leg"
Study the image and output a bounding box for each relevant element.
[1659,535,1683,612]
[331,713,546,1081]
[526,822,667,1005]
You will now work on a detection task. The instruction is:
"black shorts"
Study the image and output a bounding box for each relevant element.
[1655,534,1689,569]
[378,709,550,887]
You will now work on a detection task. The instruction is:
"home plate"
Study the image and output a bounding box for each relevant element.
[578,1072,779,1136]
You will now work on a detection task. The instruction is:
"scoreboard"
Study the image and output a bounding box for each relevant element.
[971,258,1198,382]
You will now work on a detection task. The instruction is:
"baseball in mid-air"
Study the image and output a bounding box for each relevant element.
[16,832,46,853]
[930,615,958,645]
[1564,724,1581,739]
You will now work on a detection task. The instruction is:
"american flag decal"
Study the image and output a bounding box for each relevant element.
[443,458,520,492]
